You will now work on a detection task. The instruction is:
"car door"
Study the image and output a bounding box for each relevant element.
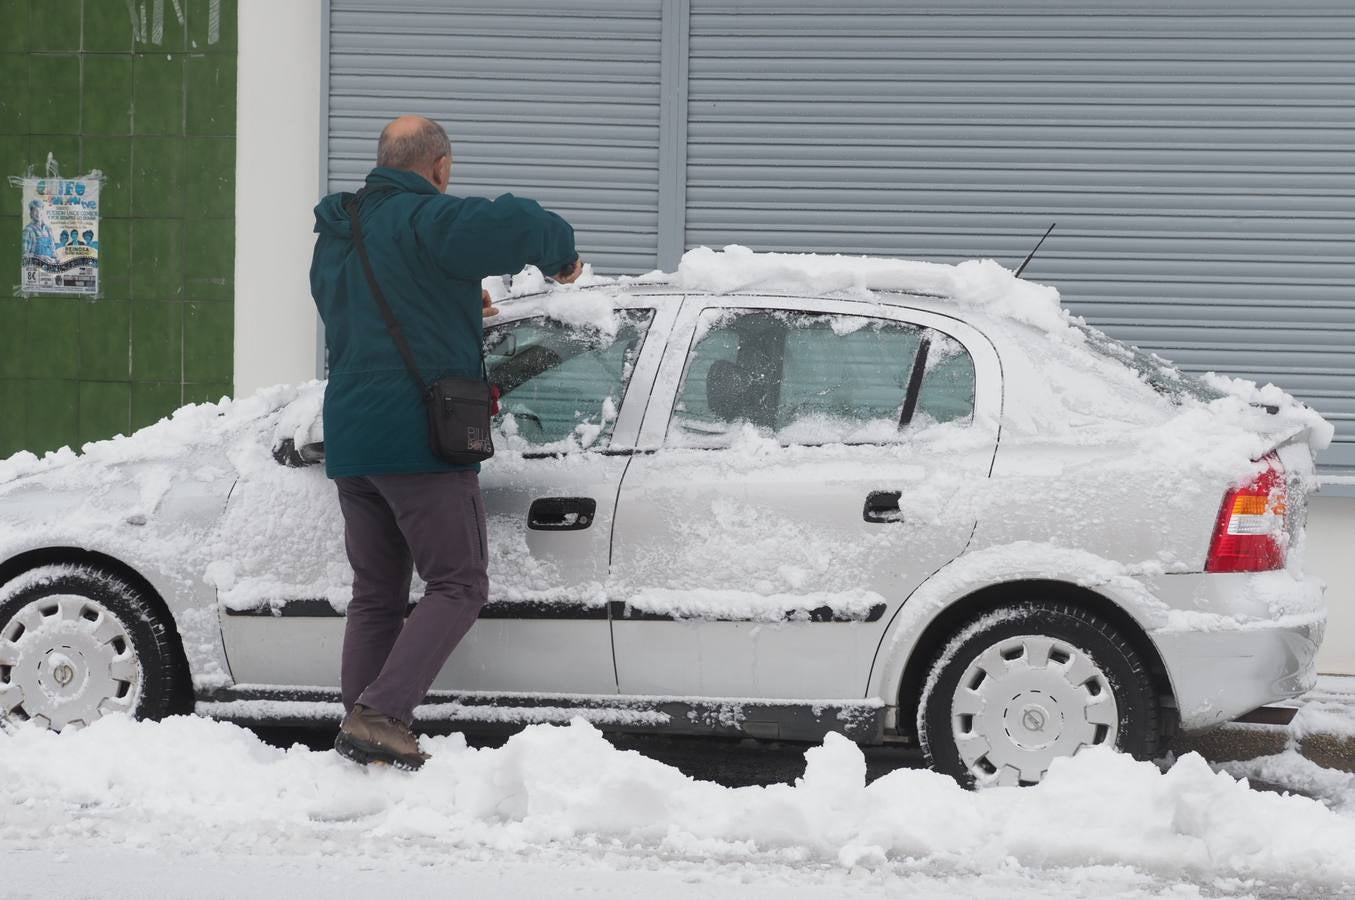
[219,293,674,696]
[609,296,1000,700]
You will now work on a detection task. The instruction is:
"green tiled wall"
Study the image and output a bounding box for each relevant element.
[0,0,237,459]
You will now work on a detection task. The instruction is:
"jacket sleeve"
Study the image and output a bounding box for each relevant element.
[425,193,577,282]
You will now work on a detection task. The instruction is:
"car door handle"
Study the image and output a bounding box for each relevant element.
[863,491,903,523]
[528,497,597,531]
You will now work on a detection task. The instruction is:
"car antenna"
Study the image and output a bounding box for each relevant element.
[1013,222,1056,278]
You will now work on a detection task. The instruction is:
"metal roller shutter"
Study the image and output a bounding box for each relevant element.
[326,0,664,274]
[685,0,1355,469]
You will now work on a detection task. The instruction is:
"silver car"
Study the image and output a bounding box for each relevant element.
[0,275,1328,787]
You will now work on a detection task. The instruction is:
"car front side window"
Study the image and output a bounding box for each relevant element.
[668,309,975,448]
[485,309,654,450]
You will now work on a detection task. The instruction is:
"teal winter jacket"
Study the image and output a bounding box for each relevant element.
[310,167,576,478]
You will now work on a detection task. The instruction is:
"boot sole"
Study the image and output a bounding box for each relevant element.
[334,731,426,771]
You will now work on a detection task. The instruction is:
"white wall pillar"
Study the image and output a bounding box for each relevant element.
[1308,494,1355,675]
[234,0,324,396]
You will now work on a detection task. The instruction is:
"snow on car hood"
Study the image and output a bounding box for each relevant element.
[0,382,320,490]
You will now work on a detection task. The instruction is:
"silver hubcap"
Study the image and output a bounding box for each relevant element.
[0,594,142,730]
[951,634,1118,787]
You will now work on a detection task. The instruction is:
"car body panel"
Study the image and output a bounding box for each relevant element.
[611,294,1002,698]
[0,461,236,689]
[217,296,680,695]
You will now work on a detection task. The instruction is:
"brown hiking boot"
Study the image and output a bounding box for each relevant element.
[334,704,430,770]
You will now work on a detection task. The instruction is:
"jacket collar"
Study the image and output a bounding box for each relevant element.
[365,166,439,195]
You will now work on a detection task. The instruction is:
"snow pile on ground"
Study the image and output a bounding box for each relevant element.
[1220,750,1355,816]
[2,716,1354,896]
[1291,675,1355,741]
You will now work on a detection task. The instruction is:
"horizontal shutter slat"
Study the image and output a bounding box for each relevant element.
[686,0,1355,467]
[327,0,663,274]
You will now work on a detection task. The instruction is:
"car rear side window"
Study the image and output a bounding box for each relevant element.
[669,309,975,448]
[916,333,977,426]
[485,309,654,450]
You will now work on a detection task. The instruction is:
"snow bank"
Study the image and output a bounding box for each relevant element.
[2,716,1354,893]
[1220,750,1355,816]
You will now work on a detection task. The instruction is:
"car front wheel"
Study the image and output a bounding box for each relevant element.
[918,602,1161,788]
[0,565,180,730]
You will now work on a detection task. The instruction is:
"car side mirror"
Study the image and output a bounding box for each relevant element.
[272,438,326,468]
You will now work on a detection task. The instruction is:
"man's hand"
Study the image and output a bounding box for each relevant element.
[482,289,500,318]
[550,258,584,285]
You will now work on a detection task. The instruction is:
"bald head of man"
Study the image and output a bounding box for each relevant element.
[377,115,453,192]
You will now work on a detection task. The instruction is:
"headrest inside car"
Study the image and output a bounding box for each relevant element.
[706,359,754,422]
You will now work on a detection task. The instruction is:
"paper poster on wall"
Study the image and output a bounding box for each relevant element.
[17,175,101,296]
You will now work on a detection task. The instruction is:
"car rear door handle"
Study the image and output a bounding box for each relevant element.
[863,491,903,523]
[528,497,597,531]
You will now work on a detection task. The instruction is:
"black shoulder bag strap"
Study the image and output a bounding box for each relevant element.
[344,186,427,393]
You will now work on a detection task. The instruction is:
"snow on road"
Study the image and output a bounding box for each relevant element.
[2,715,1353,899]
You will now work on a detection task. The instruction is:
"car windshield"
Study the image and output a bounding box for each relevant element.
[1074,322,1227,405]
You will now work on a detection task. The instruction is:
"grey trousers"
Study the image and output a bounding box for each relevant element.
[334,471,489,724]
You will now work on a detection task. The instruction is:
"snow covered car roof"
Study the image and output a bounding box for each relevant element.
[492,245,1331,463]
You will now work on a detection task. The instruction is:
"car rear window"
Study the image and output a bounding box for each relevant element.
[1075,323,1226,405]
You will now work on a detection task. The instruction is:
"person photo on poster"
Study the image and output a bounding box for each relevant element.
[19,175,101,296]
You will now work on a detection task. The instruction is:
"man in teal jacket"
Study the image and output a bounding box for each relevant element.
[310,116,580,769]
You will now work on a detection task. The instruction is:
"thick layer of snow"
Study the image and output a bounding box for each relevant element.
[668,245,1074,337]
[2,716,1355,898]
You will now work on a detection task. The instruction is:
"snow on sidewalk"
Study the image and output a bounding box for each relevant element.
[1292,675,1355,744]
[3,715,1355,898]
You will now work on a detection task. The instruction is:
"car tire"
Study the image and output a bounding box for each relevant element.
[0,564,182,730]
[917,601,1160,788]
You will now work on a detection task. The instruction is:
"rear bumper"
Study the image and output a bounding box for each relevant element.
[1150,571,1325,731]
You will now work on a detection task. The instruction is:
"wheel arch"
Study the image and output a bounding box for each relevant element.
[0,546,195,714]
[889,579,1178,743]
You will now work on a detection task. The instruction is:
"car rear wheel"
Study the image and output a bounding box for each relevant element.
[0,565,180,730]
[918,602,1160,788]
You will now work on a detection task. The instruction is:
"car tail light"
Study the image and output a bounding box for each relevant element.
[1205,453,1287,573]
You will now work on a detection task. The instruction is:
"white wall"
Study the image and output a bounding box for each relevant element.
[234,0,324,396]
[1307,494,1355,675]
[230,1,1355,678]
